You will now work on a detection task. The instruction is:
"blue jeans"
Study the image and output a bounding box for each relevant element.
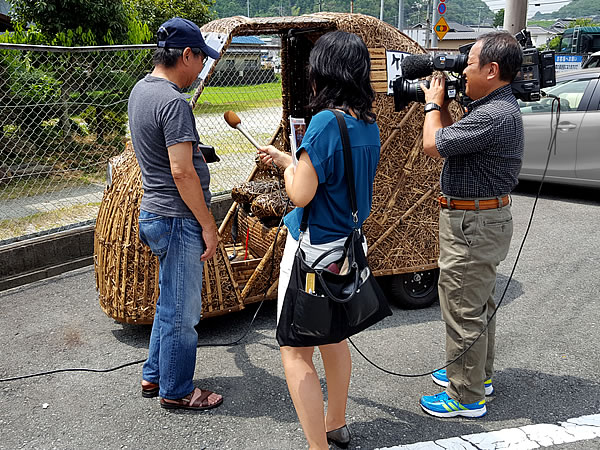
[138,210,205,400]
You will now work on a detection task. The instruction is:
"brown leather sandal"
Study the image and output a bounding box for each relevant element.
[160,388,223,411]
[141,381,159,398]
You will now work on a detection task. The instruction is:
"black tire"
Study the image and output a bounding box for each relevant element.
[378,269,439,309]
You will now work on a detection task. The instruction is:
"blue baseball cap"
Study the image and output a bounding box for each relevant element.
[157,17,220,60]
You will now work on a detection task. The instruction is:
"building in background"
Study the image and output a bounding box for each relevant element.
[402,22,495,51]
[527,25,556,47]
[0,0,12,31]
[209,36,278,86]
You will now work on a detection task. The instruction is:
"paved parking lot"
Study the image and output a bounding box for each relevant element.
[0,181,599,449]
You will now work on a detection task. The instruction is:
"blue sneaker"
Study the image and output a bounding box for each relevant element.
[431,369,495,396]
[420,392,486,418]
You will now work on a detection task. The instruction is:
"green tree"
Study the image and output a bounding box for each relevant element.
[214,0,246,18]
[211,0,495,28]
[546,35,561,51]
[8,0,130,44]
[538,0,599,19]
[126,0,216,35]
[493,9,504,28]
[567,18,600,28]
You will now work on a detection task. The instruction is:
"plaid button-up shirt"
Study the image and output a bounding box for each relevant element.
[435,84,524,198]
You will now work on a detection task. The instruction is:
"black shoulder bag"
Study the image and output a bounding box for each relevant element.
[276,110,392,347]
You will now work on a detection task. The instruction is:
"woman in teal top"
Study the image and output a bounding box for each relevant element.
[282,109,380,244]
[258,31,380,449]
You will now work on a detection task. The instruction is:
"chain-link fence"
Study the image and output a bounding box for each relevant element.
[0,43,282,244]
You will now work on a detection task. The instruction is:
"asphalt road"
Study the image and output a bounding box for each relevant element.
[0,181,599,449]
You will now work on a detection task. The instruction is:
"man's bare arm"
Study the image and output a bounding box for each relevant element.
[168,141,217,261]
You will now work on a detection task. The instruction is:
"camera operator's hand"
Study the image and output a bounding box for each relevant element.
[421,74,455,159]
[421,75,446,107]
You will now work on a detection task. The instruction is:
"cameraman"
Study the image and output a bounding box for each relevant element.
[419,31,523,418]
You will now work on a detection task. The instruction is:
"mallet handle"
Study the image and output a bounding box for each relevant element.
[236,125,261,149]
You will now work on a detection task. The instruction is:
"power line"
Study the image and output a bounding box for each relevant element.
[486,0,571,4]
[531,0,572,4]
[486,0,571,8]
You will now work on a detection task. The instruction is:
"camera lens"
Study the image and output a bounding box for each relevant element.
[393,78,426,111]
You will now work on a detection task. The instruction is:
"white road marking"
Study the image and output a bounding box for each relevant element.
[378,413,600,449]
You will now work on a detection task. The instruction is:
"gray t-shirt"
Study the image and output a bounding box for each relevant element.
[128,75,211,217]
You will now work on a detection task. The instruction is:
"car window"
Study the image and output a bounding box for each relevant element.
[583,56,600,69]
[518,78,591,114]
[560,36,572,53]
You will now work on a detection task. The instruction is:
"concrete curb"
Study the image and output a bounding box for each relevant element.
[0,193,234,291]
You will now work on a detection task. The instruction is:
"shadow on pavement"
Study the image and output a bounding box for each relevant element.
[515,180,600,205]
[347,368,600,449]
[495,273,524,308]
[109,270,525,353]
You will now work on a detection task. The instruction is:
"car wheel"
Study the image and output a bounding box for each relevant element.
[378,269,439,309]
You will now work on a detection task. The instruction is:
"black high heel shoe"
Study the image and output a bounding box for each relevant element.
[327,424,351,448]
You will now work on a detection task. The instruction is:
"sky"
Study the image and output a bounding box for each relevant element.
[482,0,572,18]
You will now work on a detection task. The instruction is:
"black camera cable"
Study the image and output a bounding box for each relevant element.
[1,101,561,384]
[348,94,562,377]
[0,199,289,383]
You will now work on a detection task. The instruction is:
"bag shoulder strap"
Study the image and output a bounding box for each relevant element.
[329,109,358,222]
[300,109,358,233]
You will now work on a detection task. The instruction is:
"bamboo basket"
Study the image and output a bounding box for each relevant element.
[95,144,244,324]
[235,207,281,258]
[94,13,445,324]
[209,13,444,277]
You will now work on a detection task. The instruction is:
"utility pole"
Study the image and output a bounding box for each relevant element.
[477,6,484,33]
[424,0,432,49]
[380,0,385,21]
[397,0,403,29]
[247,0,250,17]
[503,0,527,34]
[431,0,439,48]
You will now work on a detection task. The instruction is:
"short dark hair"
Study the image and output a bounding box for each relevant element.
[152,47,204,68]
[308,31,376,123]
[476,31,523,82]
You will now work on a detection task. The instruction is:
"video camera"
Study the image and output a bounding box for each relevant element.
[393,29,556,111]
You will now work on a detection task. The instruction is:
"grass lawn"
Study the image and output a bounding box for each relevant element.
[527,20,555,28]
[192,82,282,115]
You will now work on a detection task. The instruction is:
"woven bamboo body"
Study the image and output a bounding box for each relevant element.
[95,144,244,324]
[94,13,443,324]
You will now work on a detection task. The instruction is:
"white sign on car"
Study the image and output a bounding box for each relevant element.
[386,50,411,95]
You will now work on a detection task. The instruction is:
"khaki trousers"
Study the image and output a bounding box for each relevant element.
[438,203,513,404]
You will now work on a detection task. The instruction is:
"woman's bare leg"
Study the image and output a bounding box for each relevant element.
[280,346,329,450]
[319,340,351,431]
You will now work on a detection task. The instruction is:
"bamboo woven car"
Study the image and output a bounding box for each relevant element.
[94,13,444,324]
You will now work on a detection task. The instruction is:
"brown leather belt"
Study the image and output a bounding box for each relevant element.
[439,195,510,210]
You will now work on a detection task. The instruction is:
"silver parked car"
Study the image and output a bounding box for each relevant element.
[582,51,600,69]
[518,68,600,187]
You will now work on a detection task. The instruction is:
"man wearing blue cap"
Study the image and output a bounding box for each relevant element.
[128,17,223,411]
